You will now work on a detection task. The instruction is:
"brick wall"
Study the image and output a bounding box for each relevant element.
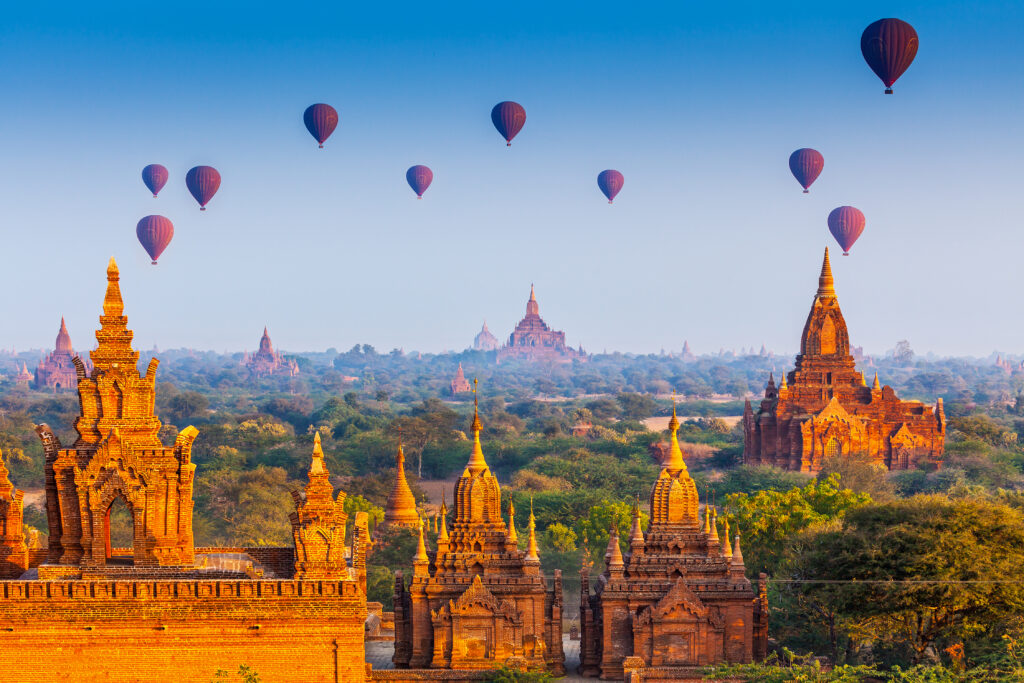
[0,578,366,683]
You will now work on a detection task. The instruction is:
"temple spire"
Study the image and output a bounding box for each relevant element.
[384,434,420,529]
[526,284,539,316]
[606,526,624,570]
[438,492,449,542]
[56,317,72,353]
[873,371,881,390]
[817,247,835,298]
[721,516,733,559]
[525,497,540,562]
[466,378,489,474]
[507,499,518,544]
[664,391,687,473]
[310,431,326,475]
[629,499,645,547]
[413,518,428,567]
[103,257,124,318]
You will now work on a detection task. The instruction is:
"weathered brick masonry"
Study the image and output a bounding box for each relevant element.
[0,259,369,683]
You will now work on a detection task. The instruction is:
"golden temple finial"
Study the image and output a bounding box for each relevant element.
[664,391,686,473]
[629,498,645,546]
[817,247,836,298]
[732,532,745,567]
[438,492,449,541]
[873,372,881,391]
[721,516,732,559]
[779,372,788,390]
[466,378,488,473]
[709,506,719,543]
[413,517,428,563]
[309,431,326,475]
[103,257,124,318]
[606,526,624,569]
[525,497,540,562]
[507,499,518,544]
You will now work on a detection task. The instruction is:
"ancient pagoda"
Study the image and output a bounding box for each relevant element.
[743,249,945,472]
[393,381,565,674]
[580,402,767,678]
[473,321,499,351]
[497,286,585,363]
[450,362,472,395]
[34,318,92,391]
[243,327,299,378]
[381,441,420,532]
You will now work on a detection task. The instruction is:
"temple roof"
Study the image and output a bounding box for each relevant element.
[55,317,72,353]
[384,442,420,528]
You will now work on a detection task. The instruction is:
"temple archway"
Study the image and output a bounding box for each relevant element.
[824,437,842,459]
[104,495,135,565]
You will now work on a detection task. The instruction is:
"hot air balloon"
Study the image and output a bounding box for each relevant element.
[491,101,526,146]
[827,206,866,255]
[861,19,919,94]
[597,170,624,204]
[789,149,824,193]
[303,103,339,148]
[141,164,169,198]
[186,166,221,210]
[406,165,433,198]
[136,215,174,265]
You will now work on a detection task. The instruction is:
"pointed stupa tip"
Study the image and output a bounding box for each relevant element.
[721,517,733,558]
[107,256,119,277]
[526,497,540,561]
[630,502,645,545]
[607,526,624,568]
[466,378,488,472]
[102,257,124,318]
[779,372,788,389]
[732,533,745,565]
[413,518,428,563]
[873,371,881,390]
[664,392,687,472]
[529,283,536,301]
[709,507,720,542]
[818,247,836,297]
[507,499,518,543]
[310,431,326,475]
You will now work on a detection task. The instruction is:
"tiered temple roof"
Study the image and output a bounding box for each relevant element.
[497,286,586,363]
[243,327,299,378]
[35,318,92,391]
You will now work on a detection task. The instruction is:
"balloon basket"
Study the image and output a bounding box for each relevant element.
[803,190,809,194]
[319,144,324,149]
[506,142,511,147]
[151,261,158,265]
[608,200,613,204]
[885,88,893,94]
[843,251,850,256]
[200,207,206,211]
[153,194,158,198]
[417,196,422,200]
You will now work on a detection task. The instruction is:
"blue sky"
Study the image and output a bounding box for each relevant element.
[1,1,1022,356]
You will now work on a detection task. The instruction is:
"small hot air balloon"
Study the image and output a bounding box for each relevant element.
[789,149,824,193]
[827,206,866,255]
[406,165,433,198]
[491,101,526,146]
[861,19,919,94]
[186,166,221,210]
[136,215,174,265]
[141,164,169,198]
[597,170,624,204]
[304,103,339,148]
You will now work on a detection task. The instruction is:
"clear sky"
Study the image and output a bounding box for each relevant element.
[1,1,1021,357]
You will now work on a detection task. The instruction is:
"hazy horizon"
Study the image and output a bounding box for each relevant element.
[2,1,1022,356]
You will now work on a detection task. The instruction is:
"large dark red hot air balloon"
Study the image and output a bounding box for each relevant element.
[186,166,221,210]
[136,215,174,265]
[491,101,526,146]
[406,165,433,198]
[827,206,866,255]
[861,19,919,94]
[788,149,824,193]
[597,170,624,204]
[303,103,339,148]
[141,164,169,198]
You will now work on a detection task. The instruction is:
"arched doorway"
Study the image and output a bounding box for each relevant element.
[104,496,135,565]
[824,437,842,459]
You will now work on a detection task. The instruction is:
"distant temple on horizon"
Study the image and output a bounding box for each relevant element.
[243,327,299,378]
[497,286,586,363]
[473,321,499,351]
[449,362,472,395]
[34,318,92,391]
[743,249,945,473]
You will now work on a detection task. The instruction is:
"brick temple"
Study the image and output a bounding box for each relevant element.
[580,403,767,679]
[243,327,299,378]
[0,259,369,683]
[497,285,586,363]
[449,362,472,395]
[34,317,92,391]
[380,442,420,533]
[743,249,945,472]
[473,321,499,351]
[392,383,565,674]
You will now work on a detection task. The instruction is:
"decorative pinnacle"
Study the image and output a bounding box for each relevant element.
[310,431,326,475]
[103,257,124,317]
[606,526,624,569]
[873,372,881,390]
[525,497,540,562]
[664,391,686,473]
[413,517,428,563]
[732,532,745,566]
[507,499,518,543]
[438,492,449,541]
[817,247,836,298]
[722,516,733,559]
[466,378,488,473]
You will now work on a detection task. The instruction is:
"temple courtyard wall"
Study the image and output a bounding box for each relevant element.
[0,576,366,683]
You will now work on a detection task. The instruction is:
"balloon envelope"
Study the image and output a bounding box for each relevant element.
[491,101,526,146]
[304,103,339,148]
[406,165,433,198]
[597,170,624,203]
[141,164,169,198]
[788,149,824,192]
[861,18,919,93]
[827,206,866,255]
[136,215,174,264]
[185,166,221,210]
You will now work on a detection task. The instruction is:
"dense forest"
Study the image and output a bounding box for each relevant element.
[3,348,1024,680]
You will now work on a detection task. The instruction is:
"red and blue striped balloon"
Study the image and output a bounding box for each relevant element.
[861,19,919,94]
[491,101,526,146]
[141,164,169,198]
[136,215,174,265]
[788,149,824,193]
[597,170,624,204]
[827,206,866,255]
[406,165,433,198]
[185,166,221,211]
[303,103,339,148]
